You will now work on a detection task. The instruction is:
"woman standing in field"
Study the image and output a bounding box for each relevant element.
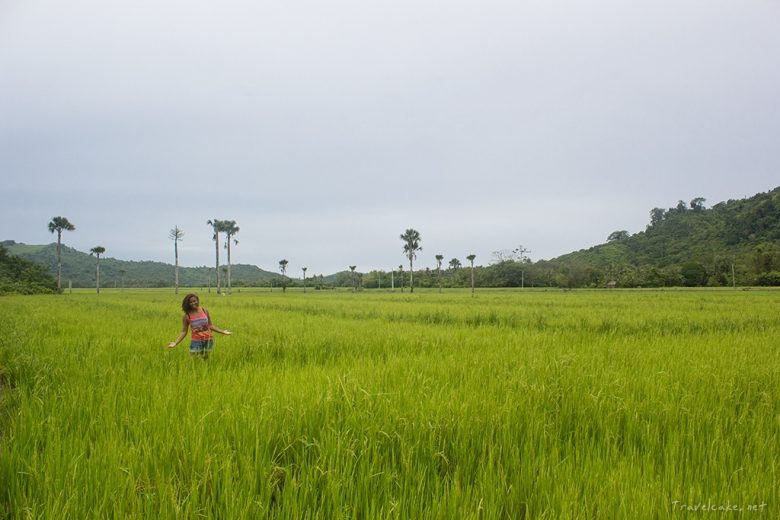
[168,293,232,358]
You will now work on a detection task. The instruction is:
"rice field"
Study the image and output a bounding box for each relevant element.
[1,288,778,518]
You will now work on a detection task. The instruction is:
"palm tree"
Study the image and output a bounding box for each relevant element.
[169,226,184,294]
[466,254,476,295]
[448,258,461,270]
[279,259,288,292]
[90,246,106,294]
[400,228,422,293]
[302,267,308,293]
[222,220,240,294]
[349,266,357,292]
[206,219,224,294]
[435,254,444,293]
[47,216,75,290]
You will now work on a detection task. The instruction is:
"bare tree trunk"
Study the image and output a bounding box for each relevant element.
[56,231,62,290]
[409,259,414,293]
[174,237,179,294]
[226,238,232,295]
[214,229,221,294]
[96,256,101,294]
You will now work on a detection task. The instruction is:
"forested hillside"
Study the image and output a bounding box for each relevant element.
[527,187,780,287]
[352,188,779,289]
[1,242,280,289]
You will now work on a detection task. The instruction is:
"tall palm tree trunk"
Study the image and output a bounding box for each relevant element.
[174,238,179,294]
[227,240,232,295]
[409,259,414,293]
[214,232,221,294]
[96,256,101,294]
[56,231,62,290]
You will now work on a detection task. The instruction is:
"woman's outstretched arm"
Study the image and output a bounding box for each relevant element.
[168,315,189,348]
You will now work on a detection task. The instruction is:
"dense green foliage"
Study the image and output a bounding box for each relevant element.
[537,187,780,287]
[0,245,58,294]
[1,289,777,518]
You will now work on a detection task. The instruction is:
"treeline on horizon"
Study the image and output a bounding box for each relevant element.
[2,187,779,294]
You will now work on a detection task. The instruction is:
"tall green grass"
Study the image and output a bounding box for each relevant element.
[1,289,778,518]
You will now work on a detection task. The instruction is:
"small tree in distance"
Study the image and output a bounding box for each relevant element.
[279,259,289,293]
[514,246,531,289]
[466,254,476,295]
[435,254,444,293]
[90,246,106,294]
[607,230,629,242]
[400,228,422,293]
[222,220,240,294]
[48,216,76,291]
[169,226,184,294]
[690,197,706,212]
[349,266,357,292]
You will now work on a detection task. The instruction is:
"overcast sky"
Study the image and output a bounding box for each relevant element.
[1,0,778,275]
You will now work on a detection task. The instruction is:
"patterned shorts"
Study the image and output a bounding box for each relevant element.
[190,339,214,353]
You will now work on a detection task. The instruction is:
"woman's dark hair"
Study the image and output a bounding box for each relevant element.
[181,293,199,312]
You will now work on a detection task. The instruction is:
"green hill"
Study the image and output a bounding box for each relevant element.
[1,241,281,288]
[531,187,780,287]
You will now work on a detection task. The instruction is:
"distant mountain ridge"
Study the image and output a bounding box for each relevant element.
[1,241,282,288]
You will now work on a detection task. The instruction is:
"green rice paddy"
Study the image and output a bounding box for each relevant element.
[1,289,778,518]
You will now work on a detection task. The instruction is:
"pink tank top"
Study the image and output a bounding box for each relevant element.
[187,308,212,341]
